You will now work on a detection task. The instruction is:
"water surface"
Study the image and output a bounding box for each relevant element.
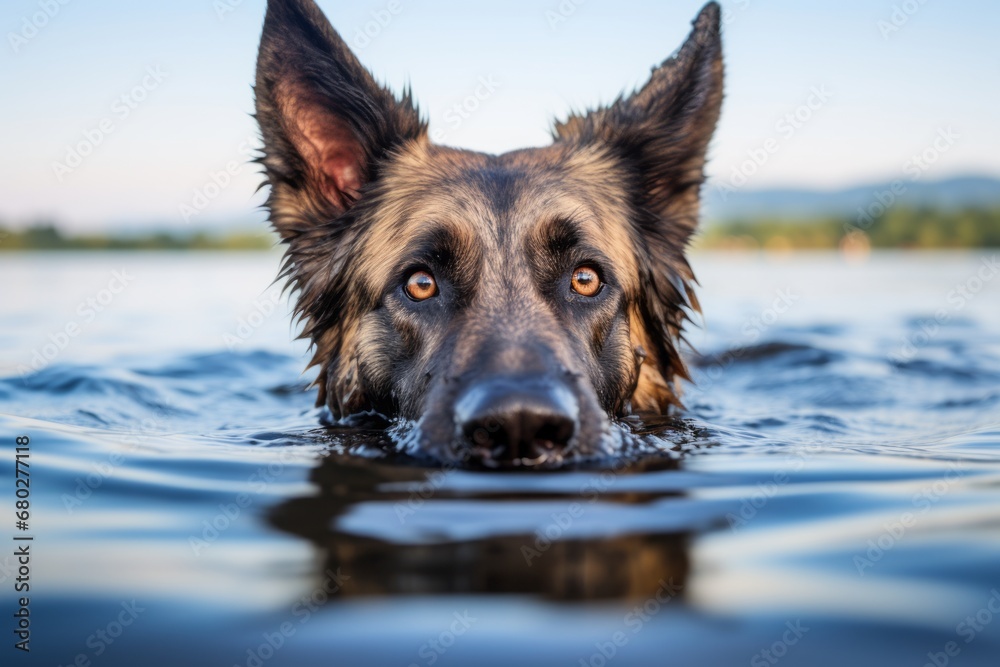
[2,251,999,666]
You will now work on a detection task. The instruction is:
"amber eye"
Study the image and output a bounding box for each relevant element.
[570,265,602,297]
[405,270,438,301]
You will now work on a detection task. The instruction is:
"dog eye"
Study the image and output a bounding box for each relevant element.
[570,266,602,297]
[405,270,438,301]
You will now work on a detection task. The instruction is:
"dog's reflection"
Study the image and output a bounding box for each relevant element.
[268,450,692,602]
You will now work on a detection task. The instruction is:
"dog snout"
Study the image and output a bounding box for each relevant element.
[454,377,579,466]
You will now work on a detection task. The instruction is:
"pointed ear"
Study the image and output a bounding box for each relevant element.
[254,0,425,237]
[254,0,425,413]
[554,1,723,242]
[554,2,723,413]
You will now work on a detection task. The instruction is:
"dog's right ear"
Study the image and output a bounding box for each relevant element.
[255,0,425,237]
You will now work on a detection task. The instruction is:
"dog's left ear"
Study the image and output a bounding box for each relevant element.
[554,2,723,243]
[554,2,723,411]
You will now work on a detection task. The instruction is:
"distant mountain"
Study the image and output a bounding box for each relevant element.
[5,176,999,234]
[701,175,1000,224]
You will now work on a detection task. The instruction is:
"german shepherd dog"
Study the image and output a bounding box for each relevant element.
[254,0,723,468]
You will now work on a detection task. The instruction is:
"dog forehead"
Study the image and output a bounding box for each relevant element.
[354,141,640,291]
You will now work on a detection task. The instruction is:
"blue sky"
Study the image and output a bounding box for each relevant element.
[1,0,998,230]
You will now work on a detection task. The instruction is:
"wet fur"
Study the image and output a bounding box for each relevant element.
[254,0,724,462]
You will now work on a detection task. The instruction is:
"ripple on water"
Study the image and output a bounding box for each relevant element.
[2,308,1000,666]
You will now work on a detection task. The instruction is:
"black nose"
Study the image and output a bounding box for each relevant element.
[454,378,579,466]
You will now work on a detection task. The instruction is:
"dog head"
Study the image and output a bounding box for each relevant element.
[254,0,723,466]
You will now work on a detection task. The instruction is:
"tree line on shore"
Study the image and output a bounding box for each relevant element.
[696,207,1000,250]
[3,207,999,251]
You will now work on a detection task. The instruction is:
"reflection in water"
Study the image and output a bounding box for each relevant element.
[5,254,1000,666]
[269,449,692,602]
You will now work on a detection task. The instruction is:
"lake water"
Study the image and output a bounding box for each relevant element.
[2,251,999,667]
